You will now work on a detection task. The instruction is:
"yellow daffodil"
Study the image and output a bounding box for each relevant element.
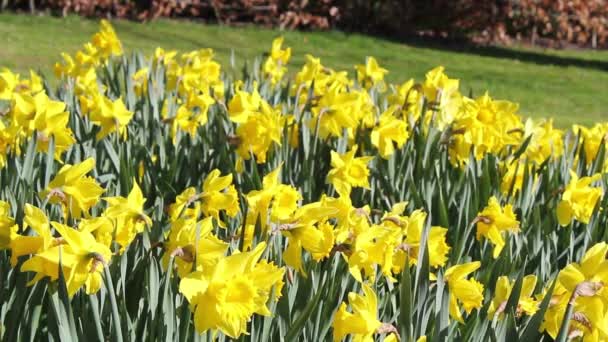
[0,68,19,100]
[103,181,152,253]
[235,102,284,163]
[279,202,337,274]
[21,222,112,297]
[168,187,202,223]
[445,261,484,322]
[333,284,398,342]
[87,95,134,140]
[21,92,76,159]
[7,204,57,267]
[245,165,297,228]
[173,48,224,98]
[327,145,373,192]
[40,158,105,219]
[333,284,382,341]
[371,106,409,159]
[200,169,240,227]
[557,170,603,226]
[263,37,291,85]
[573,123,608,166]
[355,56,388,90]
[476,196,520,258]
[227,87,262,124]
[321,183,371,244]
[499,158,534,196]
[310,88,359,139]
[165,90,215,143]
[448,93,522,166]
[522,118,564,164]
[542,243,608,340]
[91,19,123,60]
[387,79,422,122]
[385,207,451,272]
[179,242,284,338]
[488,275,538,319]
[166,169,239,231]
[422,66,462,130]
[132,67,149,97]
[347,223,400,282]
[0,201,16,250]
[163,217,228,278]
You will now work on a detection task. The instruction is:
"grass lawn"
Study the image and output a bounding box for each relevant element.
[1,13,607,127]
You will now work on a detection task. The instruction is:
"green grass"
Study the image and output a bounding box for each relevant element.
[1,13,607,127]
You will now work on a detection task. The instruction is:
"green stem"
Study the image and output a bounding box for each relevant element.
[88,294,105,342]
[104,265,124,342]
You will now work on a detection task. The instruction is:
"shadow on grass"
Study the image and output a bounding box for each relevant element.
[365,33,608,72]
[116,17,608,72]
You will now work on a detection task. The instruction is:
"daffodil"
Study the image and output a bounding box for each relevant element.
[476,196,520,258]
[347,223,400,282]
[91,19,123,60]
[387,79,422,122]
[235,102,284,163]
[488,275,538,319]
[163,217,228,278]
[573,123,608,166]
[557,170,603,226]
[448,93,522,166]
[333,284,398,342]
[54,20,122,93]
[103,181,152,253]
[522,118,564,164]
[283,220,335,274]
[292,55,352,101]
[21,222,112,297]
[179,242,284,338]
[166,169,239,229]
[321,182,371,244]
[500,158,534,196]
[0,200,16,250]
[263,37,291,84]
[422,66,462,130]
[227,87,262,124]
[355,56,388,90]
[173,48,224,99]
[0,68,19,100]
[199,170,240,227]
[168,187,202,223]
[40,158,105,219]
[371,106,409,159]
[385,207,451,272]
[164,90,215,143]
[327,145,373,192]
[132,67,149,97]
[245,166,299,229]
[542,243,608,340]
[445,261,484,322]
[310,88,360,139]
[27,92,76,159]
[279,202,337,274]
[7,204,56,266]
[87,95,134,140]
